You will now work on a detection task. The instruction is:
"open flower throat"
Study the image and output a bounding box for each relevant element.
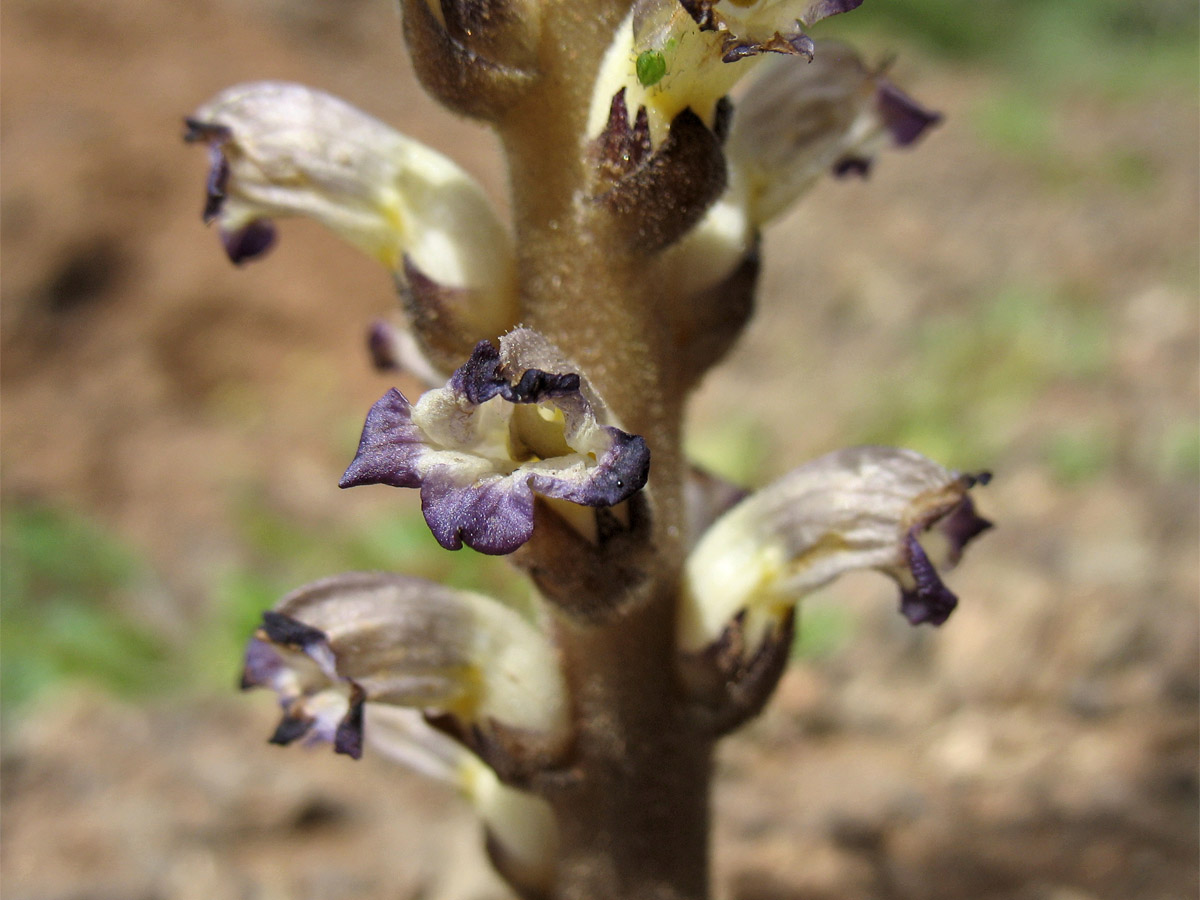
[340,329,651,555]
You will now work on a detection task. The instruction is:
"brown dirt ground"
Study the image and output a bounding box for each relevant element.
[2,0,1197,898]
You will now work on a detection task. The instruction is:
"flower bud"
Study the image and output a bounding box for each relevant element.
[400,0,540,120]
[659,43,940,300]
[678,446,991,655]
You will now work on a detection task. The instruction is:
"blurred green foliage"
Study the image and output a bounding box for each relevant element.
[2,499,524,714]
[685,415,775,485]
[851,283,1111,469]
[829,0,1198,93]
[1,505,172,714]
[791,605,853,660]
[1044,427,1119,485]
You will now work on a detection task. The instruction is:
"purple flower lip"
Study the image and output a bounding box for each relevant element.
[183,116,279,265]
[182,119,231,223]
[899,529,959,627]
[340,331,651,555]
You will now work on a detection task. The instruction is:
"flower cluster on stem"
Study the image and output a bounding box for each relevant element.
[187,1,990,897]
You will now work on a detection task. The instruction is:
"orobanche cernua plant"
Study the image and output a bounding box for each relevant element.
[186,0,992,896]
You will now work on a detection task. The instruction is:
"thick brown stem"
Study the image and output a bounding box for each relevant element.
[489,4,718,897]
[548,595,714,900]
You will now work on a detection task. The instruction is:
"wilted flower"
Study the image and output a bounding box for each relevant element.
[678,446,991,655]
[340,328,651,554]
[184,81,517,342]
[241,571,570,758]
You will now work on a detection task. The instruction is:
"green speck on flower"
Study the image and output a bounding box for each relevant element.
[636,50,667,87]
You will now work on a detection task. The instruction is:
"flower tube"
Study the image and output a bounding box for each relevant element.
[241,571,570,758]
[678,446,991,655]
[185,81,517,340]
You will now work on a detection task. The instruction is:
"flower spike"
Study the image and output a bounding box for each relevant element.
[340,329,651,555]
[678,446,991,655]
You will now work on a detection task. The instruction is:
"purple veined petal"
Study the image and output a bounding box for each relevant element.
[725,41,943,225]
[183,118,233,223]
[526,428,651,508]
[333,687,367,759]
[898,529,959,626]
[184,82,519,339]
[261,609,328,649]
[450,340,581,407]
[339,388,427,490]
[800,0,864,27]
[202,143,229,223]
[240,572,571,759]
[420,467,537,554]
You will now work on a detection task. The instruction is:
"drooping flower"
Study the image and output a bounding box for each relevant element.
[184,81,517,342]
[340,328,651,555]
[727,44,942,223]
[678,446,991,655]
[241,571,570,758]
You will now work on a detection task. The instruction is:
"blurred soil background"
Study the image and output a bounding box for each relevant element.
[2,0,1197,897]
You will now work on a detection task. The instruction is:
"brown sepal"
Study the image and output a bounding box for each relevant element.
[679,607,796,737]
[670,243,760,390]
[438,0,539,71]
[422,711,570,789]
[400,0,536,121]
[397,255,484,371]
[592,102,728,253]
[592,89,652,184]
[510,492,655,624]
